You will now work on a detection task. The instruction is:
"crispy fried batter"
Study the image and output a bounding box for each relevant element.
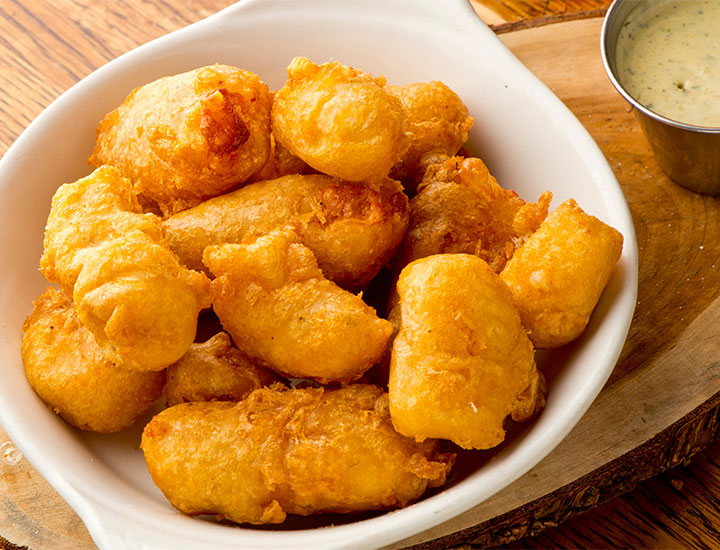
[395,156,552,275]
[249,134,315,183]
[203,232,394,383]
[500,199,624,348]
[271,57,408,181]
[165,332,279,407]
[141,384,454,524]
[73,229,210,371]
[90,64,272,215]
[22,288,165,432]
[389,254,543,450]
[388,81,473,191]
[21,57,628,527]
[163,173,409,288]
[41,166,210,371]
[40,165,161,297]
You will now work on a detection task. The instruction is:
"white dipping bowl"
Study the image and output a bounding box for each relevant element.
[0,1,638,549]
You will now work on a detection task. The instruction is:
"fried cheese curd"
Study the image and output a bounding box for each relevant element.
[249,134,314,183]
[22,288,165,433]
[203,232,394,384]
[395,155,552,275]
[89,64,272,215]
[141,384,454,524]
[271,57,408,182]
[163,173,409,288]
[388,81,474,191]
[40,166,210,371]
[165,332,279,407]
[500,199,624,349]
[389,254,545,450]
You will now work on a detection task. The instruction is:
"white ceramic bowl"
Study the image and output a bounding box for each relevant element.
[0,1,638,549]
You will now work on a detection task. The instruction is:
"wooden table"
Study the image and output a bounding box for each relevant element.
[2,1,720,549]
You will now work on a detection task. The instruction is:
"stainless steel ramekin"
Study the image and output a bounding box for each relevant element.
[601,0,720,195]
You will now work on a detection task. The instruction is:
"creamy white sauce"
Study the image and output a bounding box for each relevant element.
[616,0,720,127]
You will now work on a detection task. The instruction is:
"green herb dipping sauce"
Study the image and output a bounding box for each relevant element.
[616,0,720,127]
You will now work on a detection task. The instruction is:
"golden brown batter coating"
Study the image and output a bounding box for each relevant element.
[165,332,279,407]
[203,232,394,384]
[162,173,409,288]
[73,230,210,371]
[141,384,454,524]
[90,64,272,215]
[389,254,544,450]
[271,57,408,181]
[22,288,165,433]
[40,166,210,371]
[40,165,162,297]
[500,199,624,348]
[395,155,552,276]
[388,81,474,190]
[248,134,315,183]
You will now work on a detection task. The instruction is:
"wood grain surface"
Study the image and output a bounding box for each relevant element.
[479,0,613,33]
[2,1,720,550]
[481,0,610,21]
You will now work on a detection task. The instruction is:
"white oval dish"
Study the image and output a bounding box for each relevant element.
[0,1,638,549]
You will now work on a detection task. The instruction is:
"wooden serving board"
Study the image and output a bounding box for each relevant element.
[2,3,720,550]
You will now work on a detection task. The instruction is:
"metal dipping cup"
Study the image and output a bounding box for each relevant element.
[601,0,720,195]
